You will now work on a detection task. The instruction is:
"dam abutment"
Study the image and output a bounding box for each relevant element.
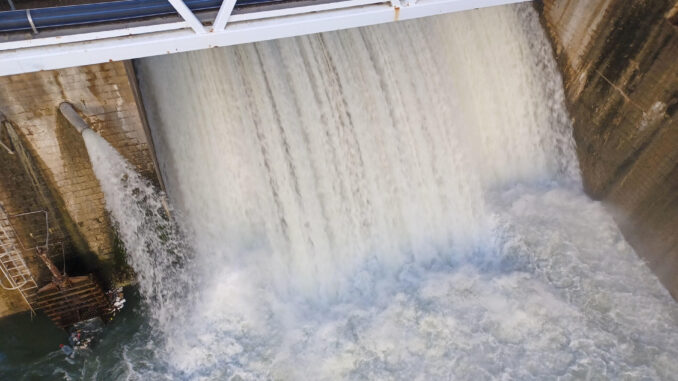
[538,0,678,297]
[0,61,161,316]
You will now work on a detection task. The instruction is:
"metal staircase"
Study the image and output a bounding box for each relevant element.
[0,208,38,312]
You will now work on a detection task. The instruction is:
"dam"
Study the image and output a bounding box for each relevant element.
[1,0,678,380]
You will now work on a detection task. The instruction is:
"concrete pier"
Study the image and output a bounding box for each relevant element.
[0,61,159,316]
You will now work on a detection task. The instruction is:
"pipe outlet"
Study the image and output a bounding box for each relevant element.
[59,102,91,134]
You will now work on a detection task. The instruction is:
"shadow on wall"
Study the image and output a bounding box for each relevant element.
[54,107,132,284]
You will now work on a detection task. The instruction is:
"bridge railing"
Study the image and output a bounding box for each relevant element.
[0,0,528,75]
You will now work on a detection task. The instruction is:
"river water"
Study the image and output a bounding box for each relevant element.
[3,3,678,380]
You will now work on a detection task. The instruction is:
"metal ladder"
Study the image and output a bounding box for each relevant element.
[0,209,38,312]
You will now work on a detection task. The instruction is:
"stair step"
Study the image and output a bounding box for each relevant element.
[6,263,29,270]
[1,258,24,266]
[12,277,32,284]
[8,268,29,275]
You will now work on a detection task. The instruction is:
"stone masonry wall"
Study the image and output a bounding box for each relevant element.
[0,61,158,316]
[537,0,678,297]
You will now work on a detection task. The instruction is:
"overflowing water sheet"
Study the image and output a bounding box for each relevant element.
[130,4,678,379]
[4,3,677,380]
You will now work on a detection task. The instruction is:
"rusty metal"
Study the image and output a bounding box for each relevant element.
[31,244,113,329]
[1,206,114,329]
[34,275,112,329]
[36,247,71,289]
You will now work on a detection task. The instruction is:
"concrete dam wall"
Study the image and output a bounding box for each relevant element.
[0,62,159,316]
[538,0,678,297]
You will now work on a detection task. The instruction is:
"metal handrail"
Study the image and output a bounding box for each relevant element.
[0,265,28,290]
[9,210,49,251]
[0,0,281,33]
[0,207,38,313]
[0,222,32,287]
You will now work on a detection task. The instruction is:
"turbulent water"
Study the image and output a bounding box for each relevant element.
[130,4,678,380]
[3,3,678,381]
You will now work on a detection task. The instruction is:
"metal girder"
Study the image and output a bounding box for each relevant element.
[0,0,529,76]
[0,0,383,51]
[167,0,207,34]
[213,0,238,31]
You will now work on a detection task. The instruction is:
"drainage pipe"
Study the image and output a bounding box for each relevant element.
[59,102,173,218]
[0,0,282,32]
[59,102,90,135]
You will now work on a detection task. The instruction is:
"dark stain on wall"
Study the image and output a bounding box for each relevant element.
[538,0,678,297]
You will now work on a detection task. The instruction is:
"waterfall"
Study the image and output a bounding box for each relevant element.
[138,4,580,299]
[81,129,194,333]
[80,3,678,380]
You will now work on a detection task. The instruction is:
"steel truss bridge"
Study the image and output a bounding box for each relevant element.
[0,0,526,76]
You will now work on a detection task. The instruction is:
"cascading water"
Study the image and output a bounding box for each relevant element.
[80,129,194,333]
[128,4,678,379]
[10,3,676,380]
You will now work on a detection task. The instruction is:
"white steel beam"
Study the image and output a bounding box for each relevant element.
[212,0,238,31]
[0,22,188,51]
[227,0,384,23]
[0,0,384,51]
[167,0,207,34]
[0,0,528,76]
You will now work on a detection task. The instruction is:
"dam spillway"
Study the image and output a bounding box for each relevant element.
[138,4,580,299]
[1,2,678,380]
[125,4,678,379]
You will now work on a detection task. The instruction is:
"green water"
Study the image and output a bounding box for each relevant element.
[0,288,161,380]
[0,306,66,371]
